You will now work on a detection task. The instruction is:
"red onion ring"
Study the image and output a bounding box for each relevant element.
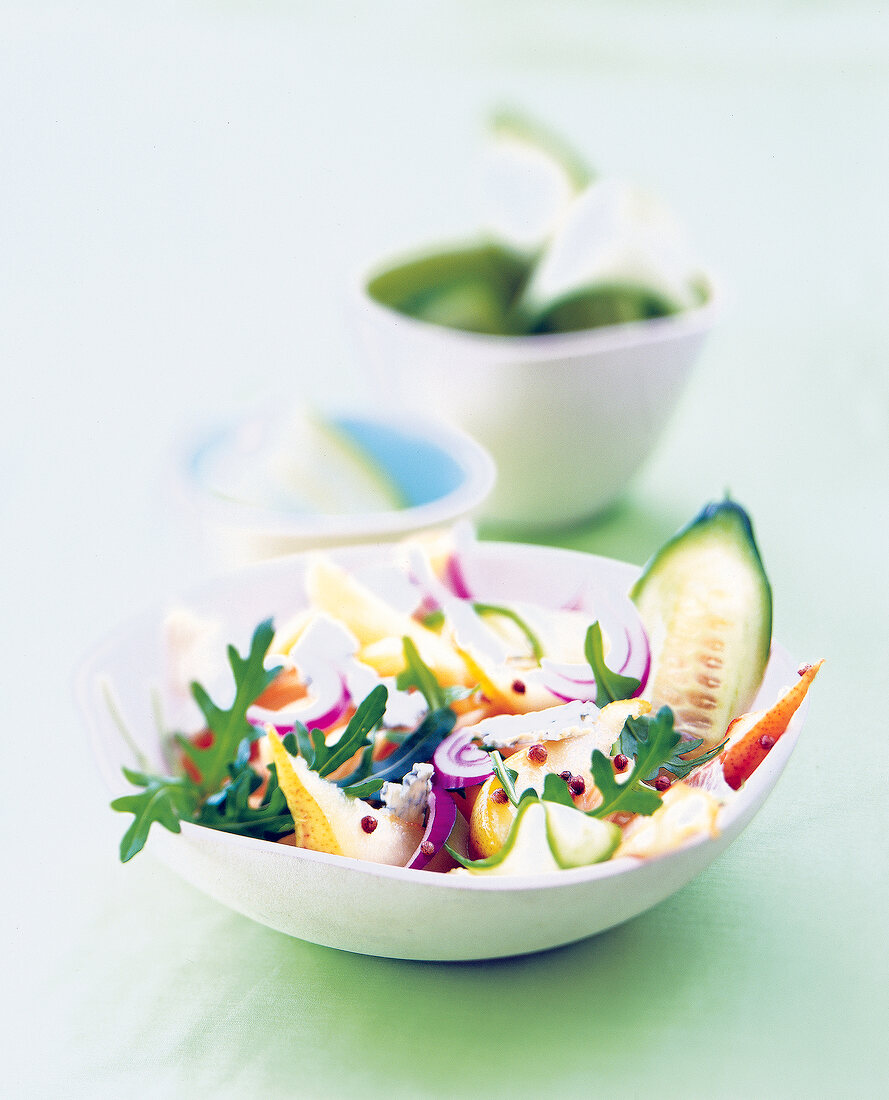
[558,586,651,697]
[247,677,351,735]
[442,552,473,599]
[406,783,458,870]
[432,727,494,789]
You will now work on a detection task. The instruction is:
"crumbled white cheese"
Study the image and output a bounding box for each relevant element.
[468,699,600,749]
[380,763,434,825]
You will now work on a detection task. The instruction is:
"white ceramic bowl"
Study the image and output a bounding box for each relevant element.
[78,540,806,961]
[354,269,720,529]
[176,406,496,566]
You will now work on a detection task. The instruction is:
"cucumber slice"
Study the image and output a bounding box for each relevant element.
[365,241,532,335]
[544,802,620,869]
[630,500,772,751]
[462,800,561,876]
[530,282,678,334]
[459,798,619,876]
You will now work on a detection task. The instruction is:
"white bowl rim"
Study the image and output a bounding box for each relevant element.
[77,538,804,897]
[352,238,725,359]
[176,407,497,539]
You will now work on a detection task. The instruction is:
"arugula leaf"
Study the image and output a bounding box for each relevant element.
[616,723,728,782]
[196,758,294,840]
[176,618,280,795]
[540,771,576,809]
[111,767,199,863]
[589,707,681,818]
[300,684,388,778]
[397,637,445,710]
[396,637,471,709]
[113,618,281,861]
[491,755,580,811]
[489,750,520,805]
[341,776,385,799]
[584,622,641,707]
[337,706,456,788]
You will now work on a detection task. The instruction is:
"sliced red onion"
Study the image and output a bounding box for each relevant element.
[248,676,350,735]
[558,586,651,697]
[442,552,473,599]
[406,783,458,870]
[536,661,598,703]
[433,727,494,789]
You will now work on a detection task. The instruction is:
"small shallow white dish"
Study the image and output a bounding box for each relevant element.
[353,260,721,529]
[176,406,496,566]
[78,540,806,961]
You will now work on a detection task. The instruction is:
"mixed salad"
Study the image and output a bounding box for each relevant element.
[111,500,821,876]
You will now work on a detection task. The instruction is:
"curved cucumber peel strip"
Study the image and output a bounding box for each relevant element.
[452,798,619,876]
[630,499,772,751]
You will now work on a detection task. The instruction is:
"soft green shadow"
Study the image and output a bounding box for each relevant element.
[479,492,686,566]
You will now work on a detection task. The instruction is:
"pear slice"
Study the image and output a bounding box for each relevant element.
[307,557,470,687]
[268,731,423,866]
[616,783,720,859]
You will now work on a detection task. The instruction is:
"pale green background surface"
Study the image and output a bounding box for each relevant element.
[3,2,887,1097]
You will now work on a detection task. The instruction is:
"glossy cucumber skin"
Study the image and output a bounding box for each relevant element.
[630,501,773,750]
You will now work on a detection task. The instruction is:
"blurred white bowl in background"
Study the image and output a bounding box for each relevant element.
[176,405,496,566]
[353,270,721,529]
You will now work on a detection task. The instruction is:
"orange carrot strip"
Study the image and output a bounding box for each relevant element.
[721,660,824,790]
[254,667,308,710]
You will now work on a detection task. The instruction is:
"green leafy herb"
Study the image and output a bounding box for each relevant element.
[197,757,294,840]
[112,618,280,861]
[396,637,471,710]
[341,776,386,799]
[176,619,280,795]
[589,707,681,818]
[397,637,445,709]
[284,638,462,794]
[615,723,728,782]
[489,750,520,805]
[540,771,576,809]
[299,684,388,778]
[584,621,641,707]
[111,768,199,863]
[490,754,578,811]
[338,706,456,789]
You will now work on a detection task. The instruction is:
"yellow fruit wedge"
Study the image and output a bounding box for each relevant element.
[306,557,470,686]
[268,730,424,865]
[456,641,556,714]
[616,783,721,859]
[268,730,343,855]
